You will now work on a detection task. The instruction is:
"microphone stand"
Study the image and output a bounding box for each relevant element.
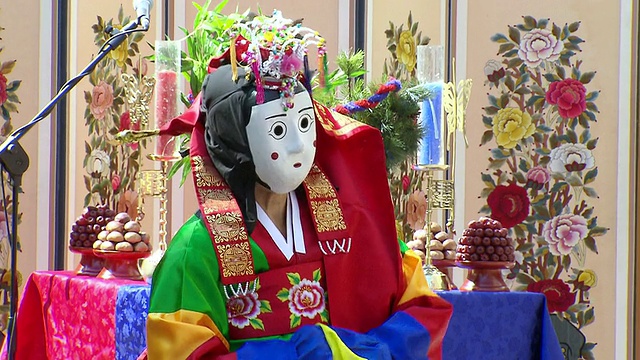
[1,18,146,360]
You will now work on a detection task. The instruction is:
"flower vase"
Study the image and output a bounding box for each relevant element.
[456,261,515,292]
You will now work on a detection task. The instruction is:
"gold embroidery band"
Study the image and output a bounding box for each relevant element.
[313,101,367,139]
[303,165,350,253]
[191,154,256,285]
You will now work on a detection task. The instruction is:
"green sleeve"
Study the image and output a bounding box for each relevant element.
[149,214,269,342]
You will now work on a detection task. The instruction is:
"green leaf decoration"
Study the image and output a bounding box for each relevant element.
[508,26,520,43]
[516,272,536,284]
[290,314,301,329]
[480,130,494,146]
[481,173,496,188]
[490,33,509,43]
[522,16,537,30]
[589,226,607,237]
[249,318,265,331]
[583,237,598,254]
[565,175,583,187]
[583,168,598,185]
[312,269,321,282]
[276,288,290,302]
[319,309,329,323]
[260,300,272,313]
[583,186,598,198]
[287,272,301,286]
[580,71,597,84]
[517,242,535,253]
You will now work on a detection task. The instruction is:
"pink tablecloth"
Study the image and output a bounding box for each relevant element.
[8,271,142,360]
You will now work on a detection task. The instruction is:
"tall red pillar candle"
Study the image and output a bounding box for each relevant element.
[155,69,178,157]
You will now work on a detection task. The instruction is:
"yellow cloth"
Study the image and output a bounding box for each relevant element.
[398,249,438,306]
[147,309,229,360]
[317,324,366,360]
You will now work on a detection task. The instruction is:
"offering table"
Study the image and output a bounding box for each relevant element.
[7,271,563,359]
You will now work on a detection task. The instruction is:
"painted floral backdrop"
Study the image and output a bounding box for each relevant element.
[382,13,431,241]
[0,12,23,336]
[82,7,148,217]
[478,16,607,359]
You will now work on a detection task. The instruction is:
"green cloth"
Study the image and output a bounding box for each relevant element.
[149,214,291,350]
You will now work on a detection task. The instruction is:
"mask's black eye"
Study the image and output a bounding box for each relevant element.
[299,114,314,133]
[269,121,287,140]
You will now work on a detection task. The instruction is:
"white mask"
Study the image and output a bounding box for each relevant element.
[246,91,317,194]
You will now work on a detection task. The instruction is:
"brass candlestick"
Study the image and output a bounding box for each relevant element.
[140,154,180,253]
[413,164,453,291]
[413,57,472,290]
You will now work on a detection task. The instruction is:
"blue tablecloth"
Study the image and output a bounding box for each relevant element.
[114,285,563,360]
[439,291,563,360]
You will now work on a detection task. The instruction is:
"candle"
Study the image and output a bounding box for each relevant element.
[154,40,181,158]
[416,45,445,166]
[418,81,445,165]
[155,69,178,156]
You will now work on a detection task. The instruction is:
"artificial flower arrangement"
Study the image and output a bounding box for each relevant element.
[479,16,606,358]
[82,6,148,215]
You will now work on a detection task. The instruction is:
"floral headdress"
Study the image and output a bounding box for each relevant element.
[212,10,326,110]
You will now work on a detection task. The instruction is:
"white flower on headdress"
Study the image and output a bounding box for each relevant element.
[262,53,283,78]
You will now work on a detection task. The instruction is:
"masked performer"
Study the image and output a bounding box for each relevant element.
[146,11,451,360]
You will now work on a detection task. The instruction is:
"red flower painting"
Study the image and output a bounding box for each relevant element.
[487,183,530,228]
[545,78,587,118]
[528,279,576,313]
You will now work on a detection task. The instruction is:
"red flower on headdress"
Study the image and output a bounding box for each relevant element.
[487,183,530,228]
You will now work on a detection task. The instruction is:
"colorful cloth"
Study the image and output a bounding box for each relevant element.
[147,103,452,359]
[9,271,142,360]
[116,285,151,359]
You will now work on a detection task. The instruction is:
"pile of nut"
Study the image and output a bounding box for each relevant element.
[94,212,151,252]
[69,205,115,248]
[406,222,456,262]
[70,205,150,253]
[456,217,515,262]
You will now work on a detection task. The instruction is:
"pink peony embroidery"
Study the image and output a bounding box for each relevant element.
[287,279,325,319]
[227,292,261,329]
[545,78,587,118]
[277,270,328,328]
[526,166,550,190]
[542,213,589,256]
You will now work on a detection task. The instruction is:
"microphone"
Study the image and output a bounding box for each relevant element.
[133,0,154,30]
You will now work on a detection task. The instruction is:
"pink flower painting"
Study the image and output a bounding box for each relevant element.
[542,214,589,256]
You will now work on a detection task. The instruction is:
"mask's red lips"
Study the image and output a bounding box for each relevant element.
[293,163,302,168]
